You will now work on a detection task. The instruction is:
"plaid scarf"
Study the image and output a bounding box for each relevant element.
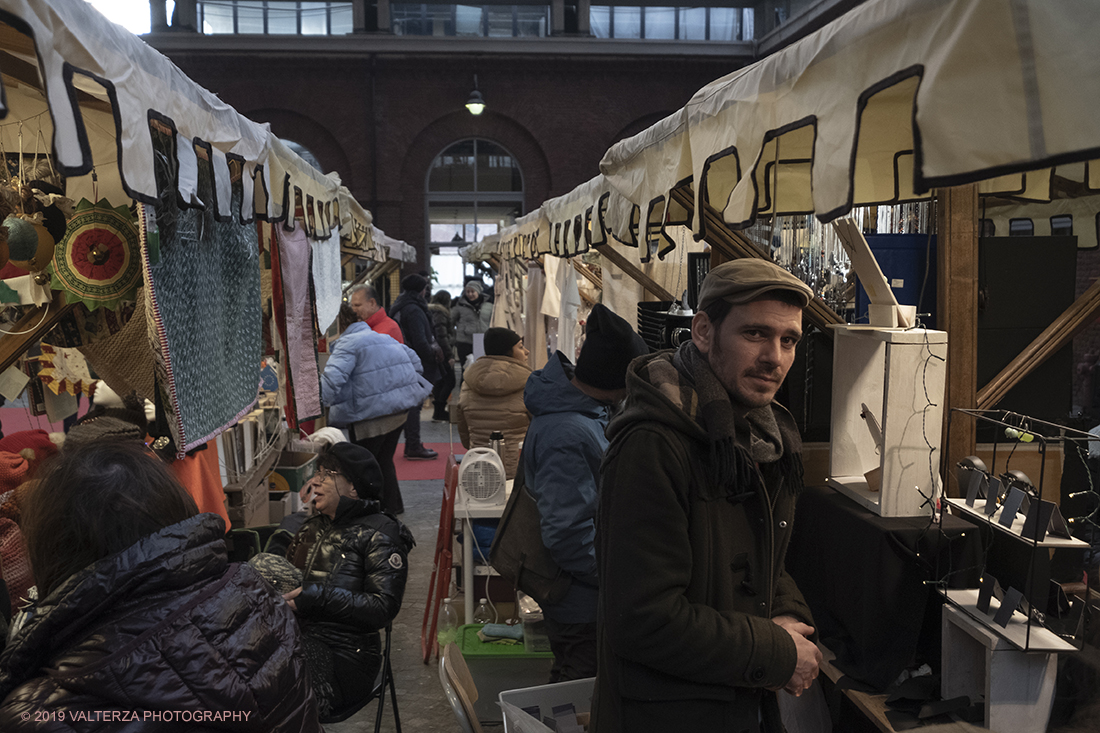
[667,341,784,487]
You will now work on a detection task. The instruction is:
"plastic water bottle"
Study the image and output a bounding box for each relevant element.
[438,597,459,648]
[473,597,495,624]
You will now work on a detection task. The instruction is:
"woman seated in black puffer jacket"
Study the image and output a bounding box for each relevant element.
[0,441,322,732]
[261,442,414,721]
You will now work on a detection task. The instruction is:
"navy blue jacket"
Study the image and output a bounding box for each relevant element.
[522,351,609,624]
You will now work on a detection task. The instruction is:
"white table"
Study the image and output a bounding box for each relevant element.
[454,480,513,623]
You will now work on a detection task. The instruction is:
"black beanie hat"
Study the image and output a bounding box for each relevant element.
[401,274,429,294]
[324,443,385,502]
[484,327,522,356]
[574,304,650,391]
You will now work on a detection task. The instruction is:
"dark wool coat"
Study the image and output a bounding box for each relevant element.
[0,514,321,732]
[287,496,414,704]
[594,349,814,733]
[388,290,443,384]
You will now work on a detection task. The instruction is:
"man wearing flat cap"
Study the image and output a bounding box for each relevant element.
[593,259,821,732]
[523,304,649,683]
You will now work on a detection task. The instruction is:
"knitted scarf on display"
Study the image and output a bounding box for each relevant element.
[672,341,784,487]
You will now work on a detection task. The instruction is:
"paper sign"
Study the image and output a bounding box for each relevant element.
[984,477,1003,515]
[998,487,1026,528]
[0,363,29,402]
[977,574,995,614]
[1020,500,1056,542]
[965,471,985,506]
[993,587,1024,628]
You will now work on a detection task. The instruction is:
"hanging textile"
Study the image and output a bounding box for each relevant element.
[525,264,548,370]
[78,289,155,402]
[312,228,342,334]
[557,260,581,363]
[36,344,94,395]
[269,222,322,429]
[490,257,525,334]
[43,301,136,348]
[50,199,142,311]
[139,149,263,452]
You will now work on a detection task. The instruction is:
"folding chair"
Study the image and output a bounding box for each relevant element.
[319,624,401,732]
[439,642,483,733]
[225,528,261,562]
[422,454,461,663]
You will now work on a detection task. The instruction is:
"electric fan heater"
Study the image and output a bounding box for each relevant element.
[457,447,507,509]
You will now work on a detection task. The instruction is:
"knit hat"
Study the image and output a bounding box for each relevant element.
[484,327,522,357]
[63,392,148,451]
[463,280,484,295]
[401,274,429,294]
[308,427,347,448]
[697,259,813,311]
[0,430,59,476]
[0,451,32,495]
[574,304,650,391]
[324,442,385,503]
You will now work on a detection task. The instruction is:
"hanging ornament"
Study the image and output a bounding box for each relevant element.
[50,199,141,311]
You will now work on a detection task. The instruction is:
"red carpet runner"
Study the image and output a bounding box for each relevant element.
[394,442,459,481]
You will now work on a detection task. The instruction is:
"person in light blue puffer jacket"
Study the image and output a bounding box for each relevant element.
[322,317,432,515]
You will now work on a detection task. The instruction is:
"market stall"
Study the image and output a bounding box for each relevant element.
[0,0,378,525]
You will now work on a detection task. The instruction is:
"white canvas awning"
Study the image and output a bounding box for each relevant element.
[0,0,372,240]
[372,227,417,263]
[598,0,1100,243]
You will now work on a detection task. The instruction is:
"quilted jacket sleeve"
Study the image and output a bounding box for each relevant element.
[320,335,357,407]
[296,527,409,632]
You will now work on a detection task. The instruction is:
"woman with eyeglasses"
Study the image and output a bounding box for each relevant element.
[0,441,322,731]
[263,442,414,722]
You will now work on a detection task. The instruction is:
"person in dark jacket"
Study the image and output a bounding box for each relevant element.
[593,259,822,733]
[523,304,649,683]
[0,441,321,732]
[282,442,414,720]
[389,274,443,460]
[428,290,457,422]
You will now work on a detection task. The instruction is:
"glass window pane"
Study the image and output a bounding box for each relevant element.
[1050,215,1073,236]
[614,7,641,39]
[485,6,513,37]
[429,140,476,192]
[645,7,674,39]
[742,7,754,40]
[267,1,298,33]
[429,203,479,244]
[330,3,352,33]
[236,0,265,33]
[392,4,428,34]
[1009,218,1034,236]
[590,6,610,37]
[516,6,548,37]
[709,8,738,41]
[455,5,482,35]
[433,247,467,295]
[199,1,235,33]
[301,2,329,34]
[679,7,705,40]
[426,4,455,35]
[476,141,522,192]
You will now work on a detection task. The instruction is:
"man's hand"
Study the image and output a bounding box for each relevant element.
[772,615,821,696]
[283,586,303,612]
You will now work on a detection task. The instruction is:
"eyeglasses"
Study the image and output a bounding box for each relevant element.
[312,468,345,482]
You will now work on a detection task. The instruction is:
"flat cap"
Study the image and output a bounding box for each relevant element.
[697,259,813,311]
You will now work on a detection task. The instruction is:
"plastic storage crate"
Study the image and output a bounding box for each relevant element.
[499,677,595,732]
[455,624,553,722]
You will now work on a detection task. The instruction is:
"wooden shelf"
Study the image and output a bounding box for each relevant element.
[945,498,1089,549]
[224,431,287,495]
[941,588,1078,653]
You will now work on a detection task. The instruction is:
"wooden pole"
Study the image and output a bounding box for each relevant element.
[937,184,980,492]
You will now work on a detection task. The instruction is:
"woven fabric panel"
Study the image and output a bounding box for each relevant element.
[78,288,155,402]
[140,161,262,452]
[274,223,322,424]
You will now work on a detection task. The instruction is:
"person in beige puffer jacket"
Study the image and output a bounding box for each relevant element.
[455,328,531,479]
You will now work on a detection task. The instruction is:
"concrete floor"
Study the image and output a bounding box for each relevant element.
[327,412,503,733]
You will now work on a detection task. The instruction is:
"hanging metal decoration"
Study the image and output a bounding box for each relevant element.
[50,198,141,311]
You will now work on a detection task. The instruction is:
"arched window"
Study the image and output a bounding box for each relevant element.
[427,139,523,294]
